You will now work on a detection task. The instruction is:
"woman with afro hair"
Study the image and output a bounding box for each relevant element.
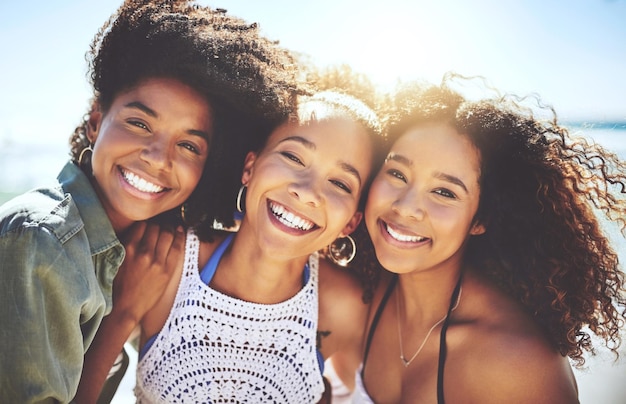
[337,75,626,403]
[0,1,300,402]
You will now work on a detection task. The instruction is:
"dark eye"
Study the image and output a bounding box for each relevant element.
[128,120,149,130]
[330,179,352,194]
[434,188,457,199]
[280,151,304,165]
[179,141,200,155]
[386,169,407,183]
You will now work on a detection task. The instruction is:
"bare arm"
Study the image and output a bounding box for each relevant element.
[74,222,184,403]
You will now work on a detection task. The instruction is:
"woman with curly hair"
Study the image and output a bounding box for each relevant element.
[129,82,386,403]
[340,77,626,403]
[0,0,299,402]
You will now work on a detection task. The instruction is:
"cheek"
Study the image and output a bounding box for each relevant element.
[429,204,475,239]
[178,159,206,193]
[425,202,450,219]
[366,179,391,210]
[89,139,114,175]
[326,192,358,224]
[92,128,135,160]
[428,203,460,225]
[364,184,386,230]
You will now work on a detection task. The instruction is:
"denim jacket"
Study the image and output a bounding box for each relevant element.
[0,162,124,403]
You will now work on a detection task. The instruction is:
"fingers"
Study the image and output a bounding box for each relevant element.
[165,226,186,274]
[152,225,177,267]
[121,221,148,252]
[138,222,163,259]
[121,222,183,269]
[132,223,184,274]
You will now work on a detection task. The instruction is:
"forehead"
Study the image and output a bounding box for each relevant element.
[269,118,371,147]
[391,124,481,179]
[267,118,374,170]
[114,78,211,113]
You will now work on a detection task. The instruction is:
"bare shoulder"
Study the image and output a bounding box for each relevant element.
[318,258,364,297]
[317,257,370,357]
[318,258,368,321]
[447,277,579,403]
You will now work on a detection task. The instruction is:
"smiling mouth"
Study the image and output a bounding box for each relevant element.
[384,221,428,243]
[120,168,166,194]
[268,201,316,231]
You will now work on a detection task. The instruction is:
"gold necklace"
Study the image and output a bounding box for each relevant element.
[395,285,462,367]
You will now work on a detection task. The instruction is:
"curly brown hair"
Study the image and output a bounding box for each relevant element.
[69,0,300,233]
[354,74,626,366]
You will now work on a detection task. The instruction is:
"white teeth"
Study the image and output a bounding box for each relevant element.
[269,202,314,231]
[386,224,425,243]
[122,170,164,193]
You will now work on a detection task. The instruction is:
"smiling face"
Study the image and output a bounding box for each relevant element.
[88,77,212,232]
[240,117,373,260]
[365,123,485,275]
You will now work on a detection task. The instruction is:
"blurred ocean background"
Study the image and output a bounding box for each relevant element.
[0,123,625,403]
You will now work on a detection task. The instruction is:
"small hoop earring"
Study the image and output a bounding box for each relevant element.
[78,145,94,167]
[180,203,188,225]
[327,235,357,267]
[236,185,247,213]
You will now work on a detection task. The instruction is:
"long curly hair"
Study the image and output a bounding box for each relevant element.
[68,0,301,233]
[353,74,626,367]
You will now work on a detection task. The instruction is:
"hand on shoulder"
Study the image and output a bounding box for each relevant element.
[114,222,186,325]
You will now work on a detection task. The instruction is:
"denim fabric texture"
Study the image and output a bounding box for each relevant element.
[0,162,124,403]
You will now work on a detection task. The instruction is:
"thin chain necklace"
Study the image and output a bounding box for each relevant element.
[395,285,462,367]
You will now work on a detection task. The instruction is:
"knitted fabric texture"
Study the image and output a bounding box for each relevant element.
[135,230,325,403]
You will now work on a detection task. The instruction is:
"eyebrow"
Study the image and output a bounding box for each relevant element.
[279,135,316,150]
[340,162,362,187]
[280,135,362,186]
[124,101,210,141]
[385,152,412,167]
[125,101,157,117]
[435,172,469,193]
[386,152,468,193]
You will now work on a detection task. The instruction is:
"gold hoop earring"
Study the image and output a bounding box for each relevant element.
[327,235,356,267]
[78,145,93,167]
[236,185,247,213]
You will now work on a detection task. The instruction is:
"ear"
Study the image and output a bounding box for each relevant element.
[241,151,258,185]
[469,220,486,236]
[86,102,103,144]
[339,211,363,237]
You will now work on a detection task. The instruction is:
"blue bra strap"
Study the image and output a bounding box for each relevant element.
[139,234,235,360]
[200,233,235,284]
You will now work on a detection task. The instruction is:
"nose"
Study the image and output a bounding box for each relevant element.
[140,137,173,171]
[287,173,322,207]
[391,188,425,221]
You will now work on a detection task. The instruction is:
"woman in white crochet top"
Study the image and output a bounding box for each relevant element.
[132,83,386,403]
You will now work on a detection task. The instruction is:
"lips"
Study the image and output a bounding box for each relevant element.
[120,167,167,194]
[268,200,317,231]
[382,220,429,244]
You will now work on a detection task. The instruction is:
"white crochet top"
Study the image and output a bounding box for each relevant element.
[135,230,325,403]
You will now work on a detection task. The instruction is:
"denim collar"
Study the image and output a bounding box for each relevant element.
[57,162,121,257]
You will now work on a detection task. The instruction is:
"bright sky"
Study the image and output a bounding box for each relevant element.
[1,0,625,146]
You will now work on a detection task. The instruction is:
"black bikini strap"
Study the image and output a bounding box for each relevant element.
[361,274,398,378]
[436,275,463,404]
